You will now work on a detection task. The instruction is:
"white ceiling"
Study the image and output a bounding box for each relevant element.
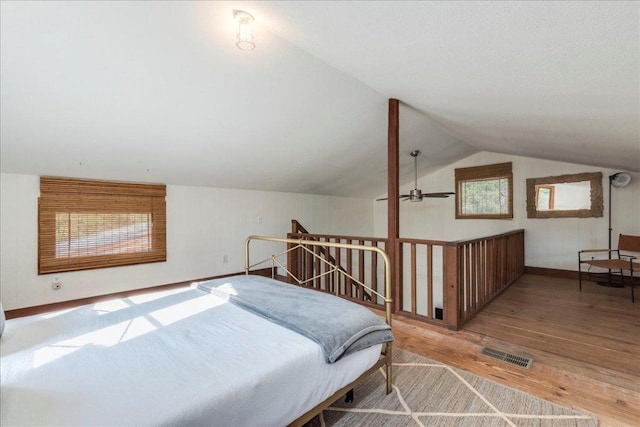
[1,1,638,198]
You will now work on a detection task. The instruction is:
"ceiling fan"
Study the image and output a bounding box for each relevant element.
[376,150,455,202]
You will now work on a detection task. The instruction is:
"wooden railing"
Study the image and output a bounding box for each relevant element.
[395,237,449,327]
[444,229,525,329]
[288,221,387,307]
[287,220,524,330]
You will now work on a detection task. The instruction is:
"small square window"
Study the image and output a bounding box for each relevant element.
[455,162,513,219]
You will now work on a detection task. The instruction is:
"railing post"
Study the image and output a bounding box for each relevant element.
[286,233,298,285]
[288,220,315,285]
[288,221,299,285]
[443,242,460,330]
[395,240,403,313]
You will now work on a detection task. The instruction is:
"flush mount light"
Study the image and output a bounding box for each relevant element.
[233,9,255,50]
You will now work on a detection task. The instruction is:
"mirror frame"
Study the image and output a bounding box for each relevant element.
[526,172,603,218]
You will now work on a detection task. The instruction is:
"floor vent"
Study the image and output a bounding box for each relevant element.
[480,347,533,369]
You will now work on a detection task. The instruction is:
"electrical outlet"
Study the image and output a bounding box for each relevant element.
[52,277,62,290]
[222,254,229,264]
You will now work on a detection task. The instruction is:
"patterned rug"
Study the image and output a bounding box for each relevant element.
[320,349,597,427]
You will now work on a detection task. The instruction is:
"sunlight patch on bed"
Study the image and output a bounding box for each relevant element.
[33,345,78,368]
[214,283,238,298]
[38,308,77,319]
[150,295,225,326]
[191,281,238,298]
[33,317,157,368]
[93,299,131,314]
[127,287,188,304]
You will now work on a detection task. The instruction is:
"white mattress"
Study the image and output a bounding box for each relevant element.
[0,287,382,426]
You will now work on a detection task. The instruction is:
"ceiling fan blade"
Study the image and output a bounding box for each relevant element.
[399,194,411,198]
[401,197,411,201]
[375,197,389,201]
[422,192,456,198]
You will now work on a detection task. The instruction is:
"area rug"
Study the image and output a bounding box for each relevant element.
[320,349,597,427]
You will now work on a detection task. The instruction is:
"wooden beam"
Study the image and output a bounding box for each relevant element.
[388,99,400,312]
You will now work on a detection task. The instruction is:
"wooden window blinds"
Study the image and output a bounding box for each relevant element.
[455,162,513,219]
[38,177,167,274]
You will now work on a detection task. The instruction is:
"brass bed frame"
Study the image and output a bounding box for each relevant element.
[244,235,393,426]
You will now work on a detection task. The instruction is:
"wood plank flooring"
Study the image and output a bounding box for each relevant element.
[389,274,640,427]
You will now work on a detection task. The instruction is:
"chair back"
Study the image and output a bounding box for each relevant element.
[618,234,640,253]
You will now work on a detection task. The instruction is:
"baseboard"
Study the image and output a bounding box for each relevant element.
[5,268,271,320]
[525,266,639,285]
[524,266,579,280]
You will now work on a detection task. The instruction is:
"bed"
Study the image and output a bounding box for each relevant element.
[0,235,393,426]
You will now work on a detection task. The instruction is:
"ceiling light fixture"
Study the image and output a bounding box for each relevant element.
[233,10,255,50]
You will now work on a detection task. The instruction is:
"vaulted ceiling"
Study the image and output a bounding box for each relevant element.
[1,1,638,198]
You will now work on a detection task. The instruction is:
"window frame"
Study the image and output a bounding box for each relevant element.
[525,172,603,219]
[535,185,555,211]
[38,177,167,274]
[454,162,513,220]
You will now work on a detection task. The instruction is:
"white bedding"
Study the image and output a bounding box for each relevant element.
[0,287,382,426]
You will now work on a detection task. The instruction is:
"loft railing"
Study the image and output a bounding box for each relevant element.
[396,230,525,330]
[444,229,525,329]
[288,223,386,307]
[395,237,449,327]
[287,220,524,330]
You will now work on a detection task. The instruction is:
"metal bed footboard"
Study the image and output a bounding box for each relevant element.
[244,235,393,424]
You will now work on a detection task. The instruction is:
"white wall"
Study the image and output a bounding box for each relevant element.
[0,173,373,310]
[4,152,638,311]
[374,151,640,270]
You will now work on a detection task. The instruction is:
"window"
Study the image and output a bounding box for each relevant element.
[455,162,513,219]
[535,185,555,211]
[38,177,166,274]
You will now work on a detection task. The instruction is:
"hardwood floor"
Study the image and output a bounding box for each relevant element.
[389,274,640,427]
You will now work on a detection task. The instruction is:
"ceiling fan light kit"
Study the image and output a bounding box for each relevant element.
[377,150,455,202]
[407,188,423,203]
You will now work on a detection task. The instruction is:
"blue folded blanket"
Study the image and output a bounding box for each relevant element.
[196,275,393,363]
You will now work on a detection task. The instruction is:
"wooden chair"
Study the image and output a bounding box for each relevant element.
[579,234,640,302]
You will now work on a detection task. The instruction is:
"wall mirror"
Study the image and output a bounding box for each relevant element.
[526,172,603,218]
